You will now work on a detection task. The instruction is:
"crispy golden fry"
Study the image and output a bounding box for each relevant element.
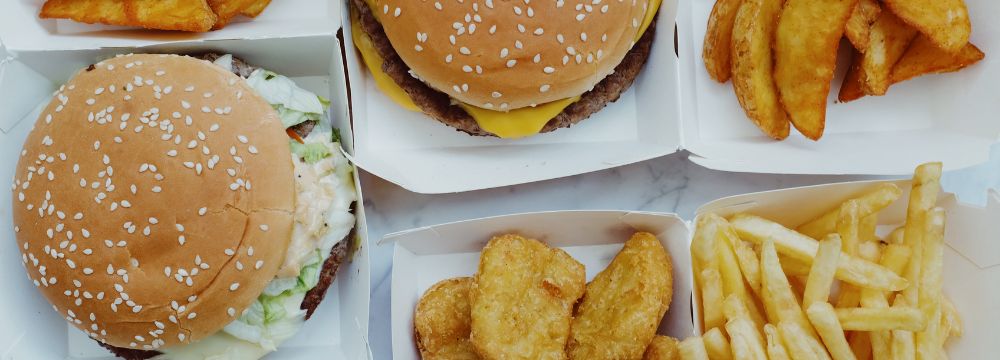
[882,0,970,53]
[704,0,744,82]
[886,226,905,245]
[569,232,673,360]
[890,296,917,360]
[804,235,842,308]
[725,227,763,296]
[834,307,925,331]
[644,336,682,360]
[845,0,881,51]
[761,239,820,339]
[915,209,946,360]
[124,0,217,32]
[731,214,908,291]
[764,324,791,360]
[807,302,857,360]
[861,10,919,96]
[727,318,769,360]
[892,35,986,83]
[839,50,866,103]
[209,0,259,29]
[773,0,856,140]
[40,0,132,26]
[797,184,903,240]
[707,215,769,328]
[730,0,790,140]
[837,201,861,256]
[414,277,480,360]
[847,332,873,360]
[703,328,734,360]
[470,234,586,360]
[902,163,942,304]
[870,330,892,360]
[692,215,720,275]
[859,214,878,242]
[940,296,963,339]
[678,337,711,360]
[778,321,831,360]
[240,0,270,17]
[835,287,862,309]
[780,255,813,277]
[700,268,727,331]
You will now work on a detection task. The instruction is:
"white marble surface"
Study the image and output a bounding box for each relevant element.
[361,145,1000,360]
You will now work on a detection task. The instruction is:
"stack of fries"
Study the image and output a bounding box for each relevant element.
[671,162,962,360]
[39,0,272,32]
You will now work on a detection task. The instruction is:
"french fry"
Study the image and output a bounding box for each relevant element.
[730,0,790,140]
[720,219,763,295]
[778,321,831,360]
[700,268,727,331]
[797,184,903,240]
[886,226,905,245]
[803,235,842,308]
[891,35,986,84]
[807,302,857,360]
[703,327,734,360]
[860,10,918,96]
[731,214,908,291]
[692,216,720,274]
[761,239,819,339]
[902,163,942,305]
[773,0,856,140]
[678,337,711,360]
[882,0,970,53]
[706,215,768,328]
[781,255,813,277]
[764,324,792,360]
[859,214,878,242]
[837,201,861,256]
[941,296,963,339]
[915,209,946,360]
[844,0,881,51]
[703,0,744,82]
[870,330,892,360]
[890,296,917,360]
[834,307,925,331]
[847,332,873,360]
[881,244,912,277]
[726,318,769,360]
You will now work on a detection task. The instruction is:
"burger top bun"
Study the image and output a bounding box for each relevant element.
[11,54,295,351]
[372,0,654,111]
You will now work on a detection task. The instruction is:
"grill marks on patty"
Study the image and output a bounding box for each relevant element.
[352,0,658,137]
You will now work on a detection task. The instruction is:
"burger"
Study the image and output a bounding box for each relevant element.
[10,53,358,359]
[350,0,662,139]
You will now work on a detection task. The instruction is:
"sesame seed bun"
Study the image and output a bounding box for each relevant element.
[11,54,295,351]
[368,0,654,111]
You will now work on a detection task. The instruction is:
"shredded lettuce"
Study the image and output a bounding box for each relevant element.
[289,141,333,164]
[245,69,328,128]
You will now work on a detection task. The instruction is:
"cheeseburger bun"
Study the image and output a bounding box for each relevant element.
[352,0,660,137]
[11,54,357,359]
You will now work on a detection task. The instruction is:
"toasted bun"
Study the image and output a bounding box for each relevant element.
[11,54,295,351]
[370,0,653,111]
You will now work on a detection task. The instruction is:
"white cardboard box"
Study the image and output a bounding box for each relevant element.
[0,0,341,52]
[0,34,372,359]
[344,0,999,194]
[385,181,999,359]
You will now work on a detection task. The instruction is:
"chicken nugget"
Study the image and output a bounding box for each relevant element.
[568,232,674,360]
[414,277,480,360]
[470,234,586,360]
[644,336,681,360]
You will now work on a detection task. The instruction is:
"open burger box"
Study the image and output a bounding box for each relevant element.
[343,0,1000,194]
[384,180,1000,359]
[0,30,374,359]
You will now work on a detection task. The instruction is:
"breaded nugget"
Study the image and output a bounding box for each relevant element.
[414,277,480,360]
[568,232,674,360]
[643,336,681,360]
[470,234,586,360]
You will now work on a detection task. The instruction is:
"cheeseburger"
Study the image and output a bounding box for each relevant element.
[10,53,357,359]
[351,0,662,139]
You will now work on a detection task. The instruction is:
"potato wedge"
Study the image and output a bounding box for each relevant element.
[704,0,744,82]
[569,232,673,360]
[125,0,217,32]
[774,0,857,140]
[883,0,971,53]
[730,0,790,140]
[861,10,918,96]
[892,35,986,83]
[209,0,260,29]
[40,0,133,26]
[838,50,867,103]
[240,0,271,17]
[644,336,682,360]
[845,0,881,51]
[470,234,586,359]
[414,278,480,360]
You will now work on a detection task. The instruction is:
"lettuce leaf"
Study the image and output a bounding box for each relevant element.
[245,69,328,128]
[289,141,332,164]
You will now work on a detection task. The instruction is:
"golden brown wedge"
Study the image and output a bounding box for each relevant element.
[40,0,132,26]
[704,0,744,82]
[730,0,790,140]
[892,35,986,83]
[861,10,918,96]
[883,0,971,53]
[845,0,882,51]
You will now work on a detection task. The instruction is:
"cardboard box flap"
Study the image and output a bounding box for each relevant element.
[939,190,1000,269]
[677,0,1000,175]
[342,0,682,194]
[0,52,55,133]
[0,0,340,52]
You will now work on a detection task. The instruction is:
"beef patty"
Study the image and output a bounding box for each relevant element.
[352,0,658,137]
[100,55,353,360]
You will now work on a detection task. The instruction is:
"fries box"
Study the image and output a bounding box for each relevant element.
[0,35,373,359]
[385,181,999,359]
[679,0,1000,175]
[0,0,341,52]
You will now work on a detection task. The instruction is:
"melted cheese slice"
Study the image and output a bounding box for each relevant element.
[353,0,661,138]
